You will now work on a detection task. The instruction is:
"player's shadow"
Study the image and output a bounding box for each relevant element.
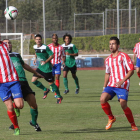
[62,126,135,134]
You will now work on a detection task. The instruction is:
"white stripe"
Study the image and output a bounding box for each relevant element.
[1,48,12,81]
[0,55,6,82]
[109,58,114,87]
[55,48,57,64]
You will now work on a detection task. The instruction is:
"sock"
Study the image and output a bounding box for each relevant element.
[63,78,68,90]
[55,80,60,96]
[74,76,79,89]
[50,83,61,98]
[55,79,60,88]
[30,108,38,126]
[13,102,17,108]
[137,72,140,78]
[7,110,19,129]
[32,81,47,91]
[101,102,114,120]
[123,107,136,127]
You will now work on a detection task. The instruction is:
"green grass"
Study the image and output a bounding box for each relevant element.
[0,70,140,140]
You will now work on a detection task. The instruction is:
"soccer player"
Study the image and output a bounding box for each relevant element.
[48,34,65,98]
[31,34,63,103]
[62,33,79,94]
[0,40,24,135]
[100,37,138,131]
[133,40,140,85]
[3,39,43,132]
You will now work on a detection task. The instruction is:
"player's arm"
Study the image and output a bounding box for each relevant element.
[66,44,78,56]
[22,63,44,78]
[115,55,134,87]
[62,47,66,66]
[65,52,78,56]
[115,70,134,87]
[41,46,54,65]
[33,53,37,65]
[62,56,66,66]
[133,44,137,63]
[44,54,54,64]
[133,52,136,64]
[103,73,110,88]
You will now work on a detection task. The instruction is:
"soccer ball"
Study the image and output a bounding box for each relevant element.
[4,6,18,20]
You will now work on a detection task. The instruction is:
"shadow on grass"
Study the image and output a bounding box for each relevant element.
[62,126,135,134]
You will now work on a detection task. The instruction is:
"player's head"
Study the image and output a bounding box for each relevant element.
[3,39,12,52]
[109,37,120,53]
[52,33,58,44]
[34,34,42,46]
[63,33,72,45]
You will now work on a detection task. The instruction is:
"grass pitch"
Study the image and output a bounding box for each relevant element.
[0,70,140,140]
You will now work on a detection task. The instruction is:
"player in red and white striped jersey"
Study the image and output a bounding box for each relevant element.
[0,41,24,135]
[100,37,138,131]
[133,41,140,85]
[48,34,65,97]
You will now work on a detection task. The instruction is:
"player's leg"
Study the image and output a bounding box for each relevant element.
[119,98,138,131]
[31,68,50,98]
[63,66,69,94]
[4,98,20,135]
[54,63,62,97]
[70,65,79,94]
[1,81,23,135]
[25,94,41,131]
[100,87,116,130]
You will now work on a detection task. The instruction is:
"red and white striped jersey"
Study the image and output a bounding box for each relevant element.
[48,43,65,64]
[105,52,134,90]
[0,41,19,83]
[133,42,140,59]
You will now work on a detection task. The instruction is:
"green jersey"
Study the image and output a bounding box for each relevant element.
[62,43,78,67]
[33,44,53,73]
[9,52,27,81]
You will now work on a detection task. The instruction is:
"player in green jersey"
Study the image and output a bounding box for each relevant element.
[3,39,43,132]
[31,34,63,103]
[62,33,80,94]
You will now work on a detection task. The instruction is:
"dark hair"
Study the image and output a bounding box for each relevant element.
[63,33,72,43]
[3,39,10,41]
[110,36,120,45]
[34,34,42,39]
[52,33,58,38]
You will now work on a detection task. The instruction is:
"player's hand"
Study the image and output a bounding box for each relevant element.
[40,61,46,65]
[33,59,36,65]
[115,80,124,87]
[62,63,65,67]
[132,60,135,64]
[35,72,44,78]
[66,52,70,55]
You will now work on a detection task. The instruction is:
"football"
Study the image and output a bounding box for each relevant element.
[4,6,18,20]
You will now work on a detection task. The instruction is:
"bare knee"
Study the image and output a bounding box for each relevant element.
[120,99,127,110]
[100,92,111,104]
[14,98,24,109]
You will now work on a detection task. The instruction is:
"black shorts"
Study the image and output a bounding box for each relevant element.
[19,81,35,101]
[33,68,54,82]
[63,65,77,74]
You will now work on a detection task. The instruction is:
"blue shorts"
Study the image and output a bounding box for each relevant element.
[0,81,23,102]
[52,63,61,76]
[102,86,128,101]
[136,57,140,67]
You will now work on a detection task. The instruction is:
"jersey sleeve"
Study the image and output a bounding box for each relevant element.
[46,46,54,56]
[105,59,110,74]
[19,54,24,65]
[73,44,78,54]
[124,54,134,71]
